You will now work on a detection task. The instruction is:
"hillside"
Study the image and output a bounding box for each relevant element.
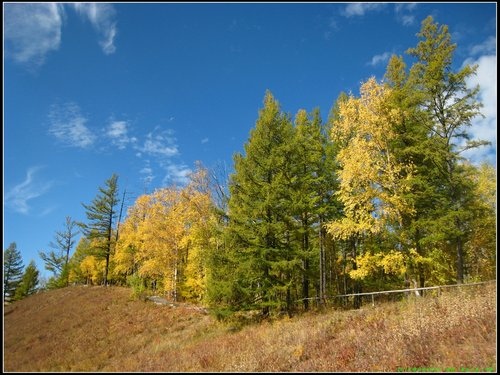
[4,283,496,372]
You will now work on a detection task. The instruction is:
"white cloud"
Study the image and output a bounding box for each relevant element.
[71,3,117,54]
[400,15,415,27]
[4,3,63,66]
[163,164,192,186]
[461,51,497,166]
[469,36,496,57]
[368,51,391,67]
[394,3,417,13]
[106,121,134,149]
[394,3,418,26]
[137,129,179,157]
[4,3,117,67]
[48,102,96,148]
[5,167,54,214]
[139,161,155,187]
[342,3,385,17]
[140,166,153,175]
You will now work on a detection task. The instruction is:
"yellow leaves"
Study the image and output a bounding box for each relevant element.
[407,248,427,265]
[327,213,380,240]
[79,256,105,284]
[379,251,405,276]
[349,250,407,281]
[328,77,415,240]
[111,166,216,300]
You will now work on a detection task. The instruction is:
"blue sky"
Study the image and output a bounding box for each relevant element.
[3,2,497,280]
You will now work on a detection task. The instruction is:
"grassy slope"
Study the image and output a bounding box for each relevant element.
[4,283,496,372]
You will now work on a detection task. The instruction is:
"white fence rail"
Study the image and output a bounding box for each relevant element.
[299,280,496,307]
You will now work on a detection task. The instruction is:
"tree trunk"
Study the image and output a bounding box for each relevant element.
[351,238,362,309]
[456,236,464,284]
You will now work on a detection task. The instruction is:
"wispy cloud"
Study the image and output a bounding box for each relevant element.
[323,14,340,41]
[400,15,415,27]
[48,102,96,148]
[106,120,136,149]
[71,3,117,55]
[4,3,63,67]
[201,137,209,144]
[368,51,392,67]
[461,42,497,166]
[4,3,117,67]
[469,36,496,56]
[394,3,418,26]
[5,167,54,214]
[137,128,179,158]
[341,3,385,18]
[394,3,417,13]
[163,163,192,186]
[139,160,155,188]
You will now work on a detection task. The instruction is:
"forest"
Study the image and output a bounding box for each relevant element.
[4,16,496,318]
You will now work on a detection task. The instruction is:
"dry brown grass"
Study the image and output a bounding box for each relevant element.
[4,283,496,372]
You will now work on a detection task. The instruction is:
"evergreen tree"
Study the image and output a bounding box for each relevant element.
[383,54,439,287]
[406,16,486,283]
[291,108,340,309]
[291,109,323,310]
[79,173,120,286]
[14,260,40,300]
[39,216,79,288]
[226,91,297,316]
[3,242,24,301]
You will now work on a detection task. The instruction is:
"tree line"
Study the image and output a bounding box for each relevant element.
[4,17,496,315]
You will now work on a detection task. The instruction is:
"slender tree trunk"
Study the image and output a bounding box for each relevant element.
[104,197,115,286]
[302,216,310,310]
[456,235,464,284]
[319,221,325,305]
[351,238,362,309]
[286,286,292,317]
[115,189,127,242]
[302,258,309,310]
[414,228,425,289]
[262,266,269,317]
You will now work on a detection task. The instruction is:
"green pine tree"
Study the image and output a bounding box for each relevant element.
[226,91,297,316]
[406,16,487,284]
[291,108,341,309]
[79,173,120,286]
[3,242,24,301]
[14,260,40,300]
[39,216,79,288]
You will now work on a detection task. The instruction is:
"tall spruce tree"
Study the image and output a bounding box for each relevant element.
[79,173,119,286]
[291,108,341,308]
[226,91,297,316]
[384,54,438,287]
[3,242,24,301]
[406,16,486,283]
[291,109,323,310]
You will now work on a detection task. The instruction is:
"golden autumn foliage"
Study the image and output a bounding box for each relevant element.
[328,77,415,242]
[113,166,216,302]
[348,249,428,281]
[78,256,105,285]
